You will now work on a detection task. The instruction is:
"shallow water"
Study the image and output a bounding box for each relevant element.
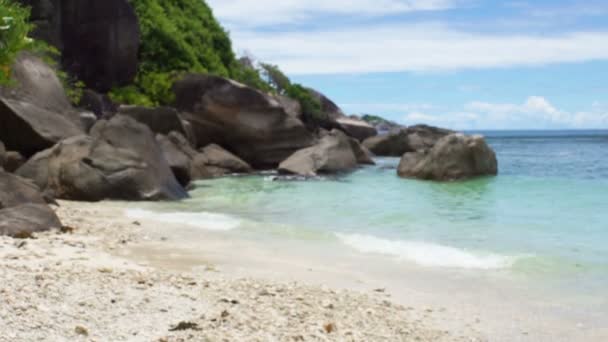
[127,130,608,295]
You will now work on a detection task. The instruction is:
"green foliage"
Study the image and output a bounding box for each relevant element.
[120,0,269,106]
[232,61,273,93]
[286,84,323,119]
[108,85,155,107]
[260,63,291,94]
[257,62,325,124]
[0,0,32,85]
[361,114,385,123]
[26,38,86,104]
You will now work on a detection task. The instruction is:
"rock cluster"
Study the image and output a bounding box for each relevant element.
[0,5,500,238]
[362,125,454,157]
[17,115,187,202]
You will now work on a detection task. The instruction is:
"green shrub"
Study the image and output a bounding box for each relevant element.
[121,0,269,106]
[0,0,31,85]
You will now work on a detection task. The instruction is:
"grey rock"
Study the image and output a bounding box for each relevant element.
[0,204,62,237]
[363,125,453,157]
[397,134,498,181]
[0,170,60,237]
[0,53,83,156]
[79,89,117,117]
[119,106,187,137]
[61,0,140,91]
[200,144,253,177]
[0,141,5,169]
[337,117,378,142]
[349,138,375,165]
[3,151,26,173]
[17,115,187,201]
[174,74,314,168]
[278,130,358,177]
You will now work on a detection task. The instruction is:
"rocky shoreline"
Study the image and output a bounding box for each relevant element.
[0,201,482,342]
[0,51,498,238]
[1,1,496,340]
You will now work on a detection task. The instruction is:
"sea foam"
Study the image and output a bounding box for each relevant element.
[125,208,241,231]
[336,233,516,269]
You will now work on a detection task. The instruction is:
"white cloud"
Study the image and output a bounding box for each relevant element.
[207,0,455,27]
[229,23,608,74]
[393,97,608,129]
[403,110,480,128]
[341,102,437,113]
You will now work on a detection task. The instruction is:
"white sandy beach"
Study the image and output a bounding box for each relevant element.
[1,200,606,341]
[0,201,472,342]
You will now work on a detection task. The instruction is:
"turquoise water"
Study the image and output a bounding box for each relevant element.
[129,130,608,285]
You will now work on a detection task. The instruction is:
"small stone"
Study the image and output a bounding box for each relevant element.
[74,326,89,336]
[323,323,336,334]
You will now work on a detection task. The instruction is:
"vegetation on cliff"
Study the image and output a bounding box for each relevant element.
[259,63,326,125]
[111,0,269,106]
[3,0,326,122]
[0,0,31,85]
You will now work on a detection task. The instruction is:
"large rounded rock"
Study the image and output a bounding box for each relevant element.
[362,129,411,156]
[0,53,84,156]
[156,132,210,187]
[3,151,26,173]
[174,74,314,168]
[119,106,187,137]
[17,0,62,48]
[0,204,62,237]
[0,170,60,237]
[397,134,498,181]
[406,125,454,151]
[337,117,378,142]
[17,115,188,201]
[278,130,358,177]
[0,170,47,208]
[61,0,140,91]
[200,144,253,177]
[0,141,5,169]
[306,88,344,120]
[157,132,253,186]
[79,89,117,118]
[363,125,453,157]
[348,138,375,165]
[16,0,139,91]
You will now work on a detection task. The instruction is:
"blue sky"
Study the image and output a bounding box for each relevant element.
[207,0,608,129]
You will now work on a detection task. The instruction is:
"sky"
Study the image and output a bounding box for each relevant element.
[206,0,608,129]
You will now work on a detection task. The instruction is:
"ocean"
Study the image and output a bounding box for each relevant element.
[126,130,608,300]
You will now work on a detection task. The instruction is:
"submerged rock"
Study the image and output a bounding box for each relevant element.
[397,134,498,181]
[278,130,358,177]
[174,74,314,168]
[17,115,187,201]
